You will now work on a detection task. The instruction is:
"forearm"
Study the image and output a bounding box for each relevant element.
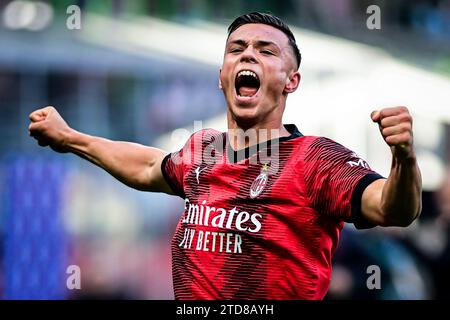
[64,129,166,191]
[381,154,422,226]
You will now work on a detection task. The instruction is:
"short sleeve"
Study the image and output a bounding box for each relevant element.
[303,137,384,229]
[160,129,221,199]
[161,150,186,198]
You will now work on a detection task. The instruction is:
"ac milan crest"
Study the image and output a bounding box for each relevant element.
[250,163,270,198]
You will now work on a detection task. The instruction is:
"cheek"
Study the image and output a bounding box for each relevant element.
[220,66,233,87]
[221,58,235,76]
[264,71,288,93]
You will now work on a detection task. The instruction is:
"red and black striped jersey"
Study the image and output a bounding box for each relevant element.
[161,124,384,300]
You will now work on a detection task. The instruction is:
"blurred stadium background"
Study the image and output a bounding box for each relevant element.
[0,0,449,299]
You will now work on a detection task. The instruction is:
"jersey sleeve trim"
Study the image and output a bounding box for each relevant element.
[161,153,186,199]
[350,173,385,229]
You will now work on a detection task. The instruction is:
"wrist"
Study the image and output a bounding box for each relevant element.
[62,127,79,150]
[391,145,416,164]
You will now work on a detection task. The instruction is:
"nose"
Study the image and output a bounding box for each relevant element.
[240,46,257,63]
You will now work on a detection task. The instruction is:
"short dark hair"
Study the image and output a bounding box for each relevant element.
[227,12,301,69]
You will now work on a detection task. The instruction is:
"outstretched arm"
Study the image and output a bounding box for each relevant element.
[361,106,422,227]
[28,106,174,194]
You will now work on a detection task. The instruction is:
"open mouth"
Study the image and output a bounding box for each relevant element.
[235,70,260,98]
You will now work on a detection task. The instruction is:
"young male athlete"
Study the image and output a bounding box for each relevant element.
[28,12,422,299]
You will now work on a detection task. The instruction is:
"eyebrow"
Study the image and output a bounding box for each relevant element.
[228,39,281,51]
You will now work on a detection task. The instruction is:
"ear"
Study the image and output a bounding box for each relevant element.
[283,71,301,94]
[218,69,223,89]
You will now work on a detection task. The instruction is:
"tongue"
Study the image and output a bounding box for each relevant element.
[238,86,258,97]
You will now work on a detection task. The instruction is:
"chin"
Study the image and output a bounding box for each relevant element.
[229,105,262,129]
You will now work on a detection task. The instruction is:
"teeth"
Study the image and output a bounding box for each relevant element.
[237,70,258,79]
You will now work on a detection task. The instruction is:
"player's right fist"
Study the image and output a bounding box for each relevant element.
[28,106,71,153]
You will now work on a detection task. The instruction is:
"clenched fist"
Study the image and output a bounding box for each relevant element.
[371,106,414,160]
[28,106,72,153]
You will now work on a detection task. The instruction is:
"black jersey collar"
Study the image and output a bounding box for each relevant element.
[225,124,303,164]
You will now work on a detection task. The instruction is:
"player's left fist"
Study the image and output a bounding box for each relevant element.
[371,106,415,160]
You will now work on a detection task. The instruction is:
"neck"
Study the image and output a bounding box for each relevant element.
[227,115,290,151]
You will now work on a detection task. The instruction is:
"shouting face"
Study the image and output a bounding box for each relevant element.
[220,23,300,129]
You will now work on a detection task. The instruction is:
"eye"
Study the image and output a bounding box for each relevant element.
[261,50,274,55]
[230,48,243,53]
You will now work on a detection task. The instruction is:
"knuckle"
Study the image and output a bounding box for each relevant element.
[385,136,395,145]
[399,132,410,143]
[399,106,408,113]
[407,115,413,124]
[401,123,411,132]
[399,113,412,125]
[402,113,412,122]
